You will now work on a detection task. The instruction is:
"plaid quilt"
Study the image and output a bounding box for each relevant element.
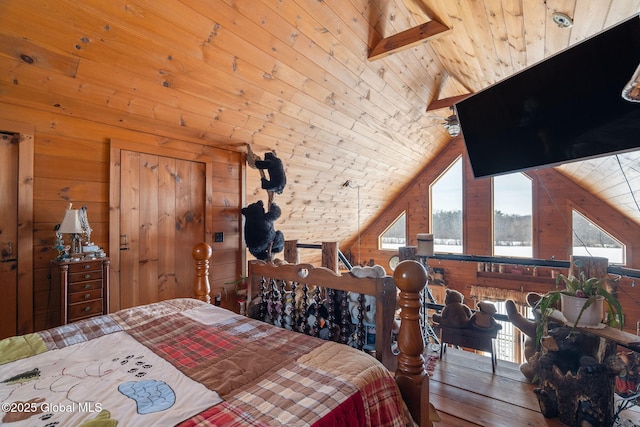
[0,299,414,427]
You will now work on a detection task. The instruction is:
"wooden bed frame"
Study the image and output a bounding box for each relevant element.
[191,242,431,426]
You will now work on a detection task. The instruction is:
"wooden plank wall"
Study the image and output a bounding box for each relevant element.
[346,137,640,335]
[0,103,244,331]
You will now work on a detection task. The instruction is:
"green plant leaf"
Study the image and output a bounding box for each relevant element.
[597,283,624,328]
[535,291,562,346]
[538,274,625,343]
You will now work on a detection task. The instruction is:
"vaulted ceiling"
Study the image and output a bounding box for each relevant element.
[1,0,639,247]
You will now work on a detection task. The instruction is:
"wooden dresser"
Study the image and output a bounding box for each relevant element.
[50,258,110,325]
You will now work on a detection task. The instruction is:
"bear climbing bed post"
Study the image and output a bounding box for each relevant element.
[244,144,287,262]
[246,144,286,207]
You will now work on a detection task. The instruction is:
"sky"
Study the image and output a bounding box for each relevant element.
[433,158,533,216]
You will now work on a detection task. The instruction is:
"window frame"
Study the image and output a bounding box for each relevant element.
[491,172,533,258]
[429,156,464,254]
[571,208,626,265]
[379,211,407,250]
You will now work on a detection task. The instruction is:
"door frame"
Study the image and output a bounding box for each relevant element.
[109,139,214,312]
[0,118,34,334]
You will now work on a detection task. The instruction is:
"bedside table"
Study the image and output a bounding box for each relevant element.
[50,258,110,325]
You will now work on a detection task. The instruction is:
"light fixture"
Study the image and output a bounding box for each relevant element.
[427,106,461,137]
[57,203,85,256]
[444,114,461,137]
[622,63,640,102]
[552,12,573,28]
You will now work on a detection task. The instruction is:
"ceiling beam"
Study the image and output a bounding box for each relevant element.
[402,0,441,22]
[368,20,450,61]
[426,94,472,111]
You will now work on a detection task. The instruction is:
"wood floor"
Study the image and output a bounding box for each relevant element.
[427,346,640,427]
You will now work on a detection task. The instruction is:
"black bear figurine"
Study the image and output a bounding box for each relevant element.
[254,151,286,194]
[241,200,285,261]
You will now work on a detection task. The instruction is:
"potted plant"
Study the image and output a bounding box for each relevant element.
[536,271,624,340]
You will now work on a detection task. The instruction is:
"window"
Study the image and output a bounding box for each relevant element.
[493,173,532,257]
[380,212,406,250]
[431,158,463,253]
[572,210,625,264]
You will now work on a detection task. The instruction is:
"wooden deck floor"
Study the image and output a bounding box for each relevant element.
[427,347,640,427]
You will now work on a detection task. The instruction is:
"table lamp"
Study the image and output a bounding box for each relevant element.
[58,203,84,256]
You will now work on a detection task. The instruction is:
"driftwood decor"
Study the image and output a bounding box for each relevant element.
[534,327,620,425]
[533,256,625,425]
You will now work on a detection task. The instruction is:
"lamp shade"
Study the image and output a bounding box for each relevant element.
[58,209,84,234]
[416,233,434,257]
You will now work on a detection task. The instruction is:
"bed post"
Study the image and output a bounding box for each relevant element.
[284,240,299,263]
[193,242,212,304]
[321,241,338,272]
[393,260,430,426]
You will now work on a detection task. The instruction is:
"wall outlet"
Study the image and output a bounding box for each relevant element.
[214,232,224,242]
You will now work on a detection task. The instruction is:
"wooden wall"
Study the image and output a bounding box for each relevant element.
[2,102,639,334]
[345,137,640,334]
[0,103,244,332]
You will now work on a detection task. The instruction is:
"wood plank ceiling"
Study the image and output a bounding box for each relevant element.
[1,0,639,248]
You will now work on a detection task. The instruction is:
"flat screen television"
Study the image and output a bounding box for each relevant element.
[456,15,640,179]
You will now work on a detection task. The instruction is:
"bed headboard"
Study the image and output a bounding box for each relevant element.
[247,260,398,371]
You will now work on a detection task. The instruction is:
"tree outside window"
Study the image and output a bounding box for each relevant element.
[431,158,463,253]
[572,210,624,264]
[380,212,406,250]
[493,173,532,257]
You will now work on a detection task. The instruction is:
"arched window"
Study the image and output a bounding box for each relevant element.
[431,158,463,253]
[493,173,532,257]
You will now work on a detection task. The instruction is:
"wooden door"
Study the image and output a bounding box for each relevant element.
[0,120,34,337]
[118,150,206,309]
[0,132,19,339]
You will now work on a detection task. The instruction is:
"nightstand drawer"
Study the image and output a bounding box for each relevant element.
[68,300,103,321]
[68,280,103,294]
[68,289,102,304]
[50,257,109,326]
[68,270,103,283]
[68,261,102,274]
